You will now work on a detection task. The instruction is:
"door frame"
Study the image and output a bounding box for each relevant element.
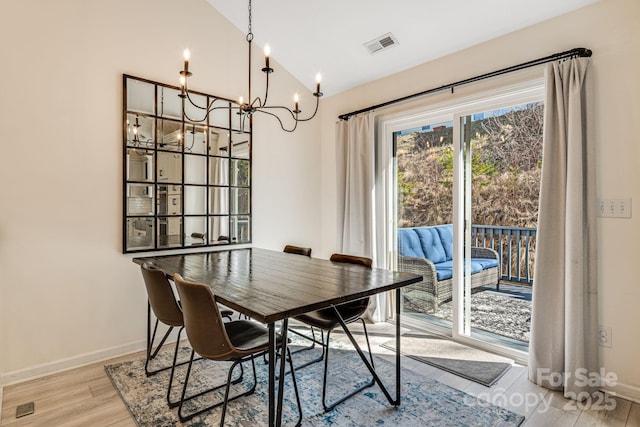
[379,78,544,365]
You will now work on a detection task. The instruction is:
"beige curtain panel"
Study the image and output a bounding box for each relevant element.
[528,57,599,399]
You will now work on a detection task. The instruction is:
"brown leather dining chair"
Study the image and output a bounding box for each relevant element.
[283,244,312,257]
[282,245,321,354]
[293,253,376,412]
[140,262,233,408]
[173,274,303,425]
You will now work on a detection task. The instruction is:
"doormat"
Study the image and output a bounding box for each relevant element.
[381,336,513,387]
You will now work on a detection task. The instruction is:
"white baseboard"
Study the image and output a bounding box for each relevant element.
[603,381,640,404]
[0,339,146,387]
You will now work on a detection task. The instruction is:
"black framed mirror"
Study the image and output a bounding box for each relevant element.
[123,75,251,253]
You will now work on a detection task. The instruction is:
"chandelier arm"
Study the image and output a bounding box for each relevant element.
[255,109,298,133]
[289,96,321,123]
[262,72,270,106]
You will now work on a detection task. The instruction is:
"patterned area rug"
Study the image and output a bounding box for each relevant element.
[105,339,524,426]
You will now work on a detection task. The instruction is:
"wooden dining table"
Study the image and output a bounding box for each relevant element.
[132,247,422,426]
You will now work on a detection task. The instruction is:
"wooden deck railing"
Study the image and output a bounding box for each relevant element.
[471,225,536,285]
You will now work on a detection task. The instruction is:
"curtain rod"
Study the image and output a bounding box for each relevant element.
[338,47,592,121]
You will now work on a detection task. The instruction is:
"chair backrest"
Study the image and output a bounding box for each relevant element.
[173,274,237,361]
[283,245,312,257]
[329,253,372,268]
[140,263,183,327]
[330,253,373,311]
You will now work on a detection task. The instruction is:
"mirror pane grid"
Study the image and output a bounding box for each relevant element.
[123,75,251,253]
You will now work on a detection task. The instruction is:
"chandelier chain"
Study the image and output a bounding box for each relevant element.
[247,0,253,41]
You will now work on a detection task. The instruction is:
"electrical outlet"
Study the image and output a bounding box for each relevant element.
[598,198,631,218]
[598,325,612,347]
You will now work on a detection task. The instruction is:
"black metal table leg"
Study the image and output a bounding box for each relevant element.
[276,319,289,427]
[332,305,400,406]
[268,322,276,427]
[396,288,401,405]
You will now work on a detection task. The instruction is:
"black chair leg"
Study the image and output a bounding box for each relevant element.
[286,347,303,426]
[321,321,376,412]
[145,305,176,376]
[178,354,257,423]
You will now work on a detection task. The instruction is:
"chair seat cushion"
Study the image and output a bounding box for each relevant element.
[433,260,491,280]
[224,320,284,352]
[295,299,369,330]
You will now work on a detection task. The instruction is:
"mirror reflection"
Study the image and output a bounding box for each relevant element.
[183,124,208,155]
[158,86,182,120]
[124,75,251,252]
[232,132,250,159]
[231,215,250,243]
[208,101,230,128]
[158,217,181,248]
[157,152,182,183]
[184,217,207,246]
[209,187,229,214]
[126,217,154,250]
[184,186,206,215]
[126,114,155,149]
[127,150,153,182]
[184,154,206,185]
[127,184,154,216]
[231,188,250,215]
[127,79,154,114]
[157,185,181,215]
[209,216,230,244]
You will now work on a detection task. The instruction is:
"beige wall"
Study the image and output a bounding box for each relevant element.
[319,0,640,400]
[1,0,638,403]
[0,0,321,382]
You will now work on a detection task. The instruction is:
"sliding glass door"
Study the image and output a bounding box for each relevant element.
[388,81,544,357]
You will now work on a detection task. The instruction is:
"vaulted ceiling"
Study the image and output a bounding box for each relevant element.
[207,0,599,96]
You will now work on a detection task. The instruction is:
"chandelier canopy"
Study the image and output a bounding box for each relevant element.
[178,0,322,133]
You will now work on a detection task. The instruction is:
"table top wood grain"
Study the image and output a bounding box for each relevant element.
[133,248,422,323]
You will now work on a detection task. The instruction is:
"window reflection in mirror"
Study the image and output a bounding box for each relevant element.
[231,159,249,187]
[231,188,250,215]
[231,215,250,243]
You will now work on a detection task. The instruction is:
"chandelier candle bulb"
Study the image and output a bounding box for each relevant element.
[264,44,270,70]
[183,49,190,73]
[294,93,299,113]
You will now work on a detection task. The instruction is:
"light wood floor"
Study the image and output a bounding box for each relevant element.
[2,323,639,426]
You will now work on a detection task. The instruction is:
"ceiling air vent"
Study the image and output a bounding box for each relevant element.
[364,32,399,55]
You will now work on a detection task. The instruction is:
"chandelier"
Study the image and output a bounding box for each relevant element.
[178,0,323,133]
